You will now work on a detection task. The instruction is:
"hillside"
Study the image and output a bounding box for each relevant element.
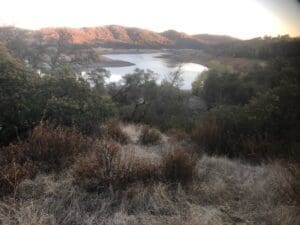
[0,26,240,49]
[0,38,299,225]
[0,122,298,225]
[193,34,239,45]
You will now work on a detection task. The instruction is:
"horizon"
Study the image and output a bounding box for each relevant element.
[2,24,299,41]
[1,0,300,39]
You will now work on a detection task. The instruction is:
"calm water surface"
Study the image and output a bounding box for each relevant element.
[103,53,207,89]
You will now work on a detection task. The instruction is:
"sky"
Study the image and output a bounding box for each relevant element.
[0,0,299,39]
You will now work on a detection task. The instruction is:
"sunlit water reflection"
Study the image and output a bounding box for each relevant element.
[103,53,207,89]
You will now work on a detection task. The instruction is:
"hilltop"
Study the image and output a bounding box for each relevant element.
[0,25,239,49]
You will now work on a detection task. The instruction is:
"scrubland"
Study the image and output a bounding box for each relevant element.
[0,122,298,225]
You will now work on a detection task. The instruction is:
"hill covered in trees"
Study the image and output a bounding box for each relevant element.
[0,26,239,49]
[0,26,242,74]
[0,31,299,224]
[2,26,299,75]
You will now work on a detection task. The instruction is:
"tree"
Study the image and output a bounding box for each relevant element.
[50,29,72,68]
[0,45,42,145]
[193,63,255,108]
[40,67,116,134]
[86,68,110,94]
[163,66,184,88]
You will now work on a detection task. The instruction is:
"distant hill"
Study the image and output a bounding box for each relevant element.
[0,26,240,49]
[160,30,205,48]
[192,34,240,45]
[39,26,173,48]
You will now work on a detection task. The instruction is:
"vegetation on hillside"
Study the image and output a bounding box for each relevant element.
[0,122,298,225]
[0,35,299,224]
[191,59,300,161]
[1,39,299,159]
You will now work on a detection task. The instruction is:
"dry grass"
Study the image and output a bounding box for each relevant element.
[120,124,143,143]
[100,121,130,145]
[72,139,122,191]
[0,161,35,198]
[191,118,224,153]
[166,128,190,142]
[0,123,92,197]
[162,148,197,184]
[139,126,162,145]
[1,156,298,225]
[0,123,299,225]
[72,138,161,191]
[15,123,91,172]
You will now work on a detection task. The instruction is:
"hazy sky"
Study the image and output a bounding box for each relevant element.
[0,0,299,39]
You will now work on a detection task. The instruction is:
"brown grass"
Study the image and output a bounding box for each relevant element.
[1,155,298,225]
[72,139,160,191]
[72,139,121,191]
[162,148,197,185]
[0,123,299,224]
[139,126,162,145]
[191,118,224,153]
[100,121,130,144]
[0,123,92,197]
[166,128,190,142]
[0,161,35,198]
[24,123,91,172]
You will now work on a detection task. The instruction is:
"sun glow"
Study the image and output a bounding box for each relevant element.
[0,0,290,39]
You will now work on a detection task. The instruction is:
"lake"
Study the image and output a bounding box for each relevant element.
[103,53,207,89]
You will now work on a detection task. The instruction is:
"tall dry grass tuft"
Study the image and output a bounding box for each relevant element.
[0,201,55,225]
[72,139,121,191]
[0,123,92,197]
[24,123,91,172]
[139,126,162,145]
[100,121,130,144]
[269,162,300,205]
[166,128,190,142]
[0,161,35,198]
[192,118,224,153]
[72,139,161,191]
[162,148,197,185]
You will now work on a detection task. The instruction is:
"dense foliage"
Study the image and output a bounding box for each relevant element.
[192,57,300,161]
[0,44,116,145]
[108,69,195,131]
[1,37,300,162]
[207,35,300,59]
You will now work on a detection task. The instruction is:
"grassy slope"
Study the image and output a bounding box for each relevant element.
[0,124,298,225]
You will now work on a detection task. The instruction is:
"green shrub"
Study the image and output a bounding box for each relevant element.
[192,67,256,108]
[42,73,117,135]
[0,45,42,146]
[192,87,300,161]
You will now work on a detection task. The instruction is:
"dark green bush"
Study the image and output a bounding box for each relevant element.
[192,83,300,161]
[0,45,42,145]
[192,66,256,108]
